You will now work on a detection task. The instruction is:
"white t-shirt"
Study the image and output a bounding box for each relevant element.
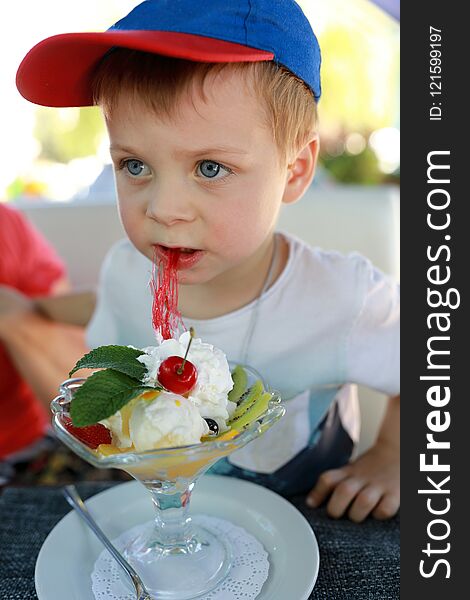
[87,231,400,475]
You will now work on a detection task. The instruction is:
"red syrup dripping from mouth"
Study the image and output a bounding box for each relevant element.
[151,246,184,340]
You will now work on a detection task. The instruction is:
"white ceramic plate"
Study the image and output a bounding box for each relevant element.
[35,475,319,600]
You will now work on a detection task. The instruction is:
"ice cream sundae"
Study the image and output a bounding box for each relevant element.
[63,329,272,456]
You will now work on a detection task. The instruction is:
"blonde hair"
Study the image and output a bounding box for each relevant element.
[91,49,317,163]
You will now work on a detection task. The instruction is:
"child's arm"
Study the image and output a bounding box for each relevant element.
[0,285,91,411]
[34,289,96,326]
[307,394,400,522]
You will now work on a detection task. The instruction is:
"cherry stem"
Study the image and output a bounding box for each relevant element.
[177,328,195,375]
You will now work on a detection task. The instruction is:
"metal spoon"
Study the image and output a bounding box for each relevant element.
[62,484,153,600]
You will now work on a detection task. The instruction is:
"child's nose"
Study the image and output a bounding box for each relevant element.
[145,185,196,226]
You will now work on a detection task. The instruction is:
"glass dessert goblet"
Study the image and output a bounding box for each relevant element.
[51,365,284,600]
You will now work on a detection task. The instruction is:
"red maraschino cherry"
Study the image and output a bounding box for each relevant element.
[158,328,198,395]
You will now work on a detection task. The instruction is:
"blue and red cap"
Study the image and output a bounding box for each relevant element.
[16,0,321,108]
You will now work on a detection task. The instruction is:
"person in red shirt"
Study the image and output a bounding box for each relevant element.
[0,203,69,458]
[0,205,129,485]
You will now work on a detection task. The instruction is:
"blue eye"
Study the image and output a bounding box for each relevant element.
[196,160,232,180]
[123,159,150,177]
[199,160,220,178]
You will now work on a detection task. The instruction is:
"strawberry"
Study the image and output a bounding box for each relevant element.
[62,416,112,449]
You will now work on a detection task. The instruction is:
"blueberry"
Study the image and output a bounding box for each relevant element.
[204,418,219,436]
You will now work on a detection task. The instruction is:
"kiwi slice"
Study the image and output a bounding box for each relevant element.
[228,379,264,422]
[228,365,248,404]
[228,392,271,430]
[202,375,269,442]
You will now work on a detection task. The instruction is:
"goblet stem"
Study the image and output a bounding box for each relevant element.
[123,477,232,598]
[145,481,198,553]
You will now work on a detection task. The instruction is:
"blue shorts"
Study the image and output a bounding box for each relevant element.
[208,402,354,497]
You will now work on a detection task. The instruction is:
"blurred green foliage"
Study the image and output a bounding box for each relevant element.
[34,107,104,163]
[319,25,399,133]
[315,10,399,184]
[320,148,383,185]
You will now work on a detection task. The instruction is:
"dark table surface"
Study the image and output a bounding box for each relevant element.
[0,481,399,600]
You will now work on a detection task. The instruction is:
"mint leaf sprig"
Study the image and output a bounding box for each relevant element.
[69,345,147,379]
[67,345,161,427]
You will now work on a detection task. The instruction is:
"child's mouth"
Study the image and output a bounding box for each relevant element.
[154,244,204,269]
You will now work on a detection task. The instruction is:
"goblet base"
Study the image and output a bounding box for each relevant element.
[123,523,233,599]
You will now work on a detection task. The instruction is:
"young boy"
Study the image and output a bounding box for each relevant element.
[17,0,399,522]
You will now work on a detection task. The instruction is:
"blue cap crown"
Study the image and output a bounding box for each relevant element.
[111,0,321,99]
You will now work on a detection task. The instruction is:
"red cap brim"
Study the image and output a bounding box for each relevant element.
[16,30,274,107]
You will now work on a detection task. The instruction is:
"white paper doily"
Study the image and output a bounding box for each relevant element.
[91,514,269,599]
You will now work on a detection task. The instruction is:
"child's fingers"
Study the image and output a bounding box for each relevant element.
[306,468,348,508]
[325,477,365,519]
[372,492,400,520]
[347,485,383,523]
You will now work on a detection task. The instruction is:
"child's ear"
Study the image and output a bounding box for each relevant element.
[282,137,320,205]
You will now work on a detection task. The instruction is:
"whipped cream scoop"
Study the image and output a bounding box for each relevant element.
[138,331,236,423]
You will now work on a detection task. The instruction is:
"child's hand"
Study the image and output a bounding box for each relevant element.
[306,439,400,522]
